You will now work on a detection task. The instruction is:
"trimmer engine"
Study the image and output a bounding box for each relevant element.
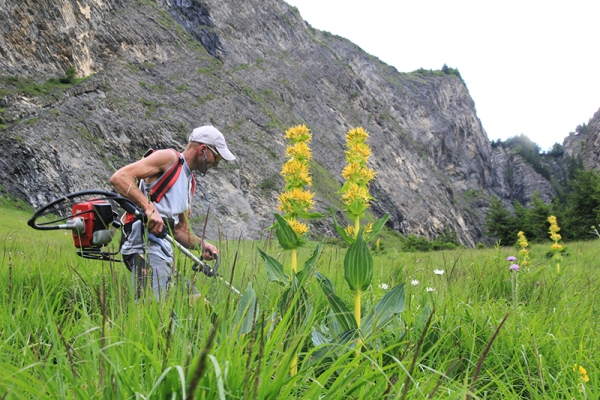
[27,190,139,261]
[70,199,115,248]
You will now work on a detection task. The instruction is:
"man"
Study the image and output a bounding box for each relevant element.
[110,125,236,300]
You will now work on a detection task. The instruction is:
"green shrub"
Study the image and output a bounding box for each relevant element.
[401,234,432,252]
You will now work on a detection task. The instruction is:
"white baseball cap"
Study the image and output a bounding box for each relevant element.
[188,125,236,161]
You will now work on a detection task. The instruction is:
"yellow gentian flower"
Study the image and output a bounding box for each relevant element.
[285,141,312,160]
[285,124,311,143]
[285,217,309,236]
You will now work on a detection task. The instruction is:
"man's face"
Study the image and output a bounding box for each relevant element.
[197,144,221,174]
[205,144,222,167]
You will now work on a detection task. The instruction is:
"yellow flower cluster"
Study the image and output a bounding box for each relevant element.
[278,125,315,238]
[517,231,530,267]
[340,127,376,224]
[574,364,590,384]
[345,143,371,161]
[278,187,315,213]
[341,162,376,186]
[346,126,369,143]
[285,217,309,236]
[345,222,373,238]
[285,124,312,143]
[285,141,312,161]
[280,159,312,187]
[548,215,563,250]
[341,182,371,205]
[548,215,563,272]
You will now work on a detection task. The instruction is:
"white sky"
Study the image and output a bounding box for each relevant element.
[284,0,600,152]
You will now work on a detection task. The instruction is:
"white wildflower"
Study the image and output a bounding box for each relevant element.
[426,287,436,292]
[433,269,445,275]
[411,279,419,286]
[379,283,389,290]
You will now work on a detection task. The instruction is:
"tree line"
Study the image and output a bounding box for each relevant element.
[486,169,600,244]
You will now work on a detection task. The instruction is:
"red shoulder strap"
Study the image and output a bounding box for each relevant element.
[147,149,184,203]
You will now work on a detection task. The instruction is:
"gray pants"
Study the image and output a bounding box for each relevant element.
[123,246,199,301]
[122,221,199,300]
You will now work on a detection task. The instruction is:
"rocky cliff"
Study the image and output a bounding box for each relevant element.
[0,0,567,245]
[563,108,600,170]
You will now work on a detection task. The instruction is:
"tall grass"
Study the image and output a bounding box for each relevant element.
[1,206,598,398]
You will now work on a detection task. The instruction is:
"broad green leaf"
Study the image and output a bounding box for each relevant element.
[337,329,358,344]
[315,271,357,332]
[257,248,287,285]
[273,213,301,250]
[330,207,354,244]
[296,241,323,285]
[347,199,367,218]
[279,282,312,331]
[308,327,358,368]
[295,210,324,220]
[344,231,373,292]
[311,329,331,346]
[416,302,434,332]
[234,283,258,337]
[364,213,390,243]
[326,309,344,338]
[339,180,351,193]
[409,303,434,343]
[361,282,406,337]
[315,271,334,291]
[292,205,324,220]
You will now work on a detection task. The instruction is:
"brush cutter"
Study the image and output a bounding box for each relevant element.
[27,189,240,294]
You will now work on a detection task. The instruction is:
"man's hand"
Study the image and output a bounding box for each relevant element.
[202,241,218,260]
[146,208,164,235]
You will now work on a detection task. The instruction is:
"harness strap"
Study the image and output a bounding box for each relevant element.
[148,149,184,203]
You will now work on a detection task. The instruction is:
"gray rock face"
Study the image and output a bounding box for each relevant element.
[491,146,557,205]
[0,0,564,245]
[563,108,600,170]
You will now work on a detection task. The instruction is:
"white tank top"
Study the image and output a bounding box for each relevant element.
[121,153,195,259]
[140,156,194,225]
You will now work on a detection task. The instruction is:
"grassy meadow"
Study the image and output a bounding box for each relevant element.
[0,204,598,399]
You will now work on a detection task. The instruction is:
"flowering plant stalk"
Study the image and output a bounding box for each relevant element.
[336,128,376,333]
[331,127,389,244]
[319,127,397,355]
[341,127,375,236]
[574,364,590,389]
[507,256,520,330]
[259,125,324,377]
[517,231,530,268]
[548,215,563,273]
[277,124,322,274]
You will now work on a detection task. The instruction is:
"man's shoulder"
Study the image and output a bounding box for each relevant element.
[145,148,181,166]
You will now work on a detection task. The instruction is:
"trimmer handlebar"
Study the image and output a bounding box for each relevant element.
[124,205,236,294]
[114,197,225,281]
[154,217,218,274]
[27,190,140,231]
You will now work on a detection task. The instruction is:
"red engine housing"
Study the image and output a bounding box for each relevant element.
[71,200,113,248]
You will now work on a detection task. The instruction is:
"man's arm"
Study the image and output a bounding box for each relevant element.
[174,209,218,260]
[110,150,178,235]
